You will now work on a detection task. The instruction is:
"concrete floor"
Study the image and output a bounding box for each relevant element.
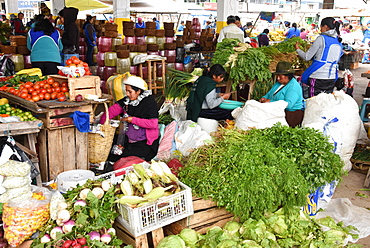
[331,63,370,247]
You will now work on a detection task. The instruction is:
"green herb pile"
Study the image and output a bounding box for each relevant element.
[211,38,240,66]
[159,113,174,125]
[179,126,344,221]
[250,79,274,101]
[273,37,312,69]
[228,49,272,89]
[157,207,360,248]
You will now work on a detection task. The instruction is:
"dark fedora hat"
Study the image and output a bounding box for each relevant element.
[273,61,295,75]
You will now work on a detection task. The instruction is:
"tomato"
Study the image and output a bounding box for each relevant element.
[77,64,84,67]
[72,57,80,65]
[20,88,28,93]
[34,84,41,90]
[32,95,40,102]
[47,78,55,84]
[61,82,68,87]
[20,92,28,99]
[51,92,58,99]
[54,87,61,93]
[57,92,65,98]
[82,62,89,68]
[19,85,24,90]
[58,95,66,102]
[28,88,34,93]
[66,59,73,66]
[52,82,60,88]
[44,93,51,100]
[43,84,51,89]
[13,89,19,95]
[39,81,45,87]
[24,81,33,88]
[61,86,68,93]
[39,93,45,100]
[47,88,53,93]
[9,88,15,94]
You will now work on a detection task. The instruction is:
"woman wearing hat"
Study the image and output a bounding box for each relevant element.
[100,75,159,161]
[295,17,343,97]
[260,61,303,127]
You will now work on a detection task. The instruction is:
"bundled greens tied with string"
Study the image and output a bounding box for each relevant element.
[179,125,344,221]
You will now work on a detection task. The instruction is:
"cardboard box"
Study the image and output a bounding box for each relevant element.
[350,62,359,70]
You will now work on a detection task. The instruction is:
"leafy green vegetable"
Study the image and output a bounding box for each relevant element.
[159,114,174,125]
[157,235,186,248]
[180,126,344,221]
[164,69,196,100]
[211,38,240,66]
[179,228,201,247]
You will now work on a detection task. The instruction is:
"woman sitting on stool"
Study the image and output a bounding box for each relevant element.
[186,64,232,122]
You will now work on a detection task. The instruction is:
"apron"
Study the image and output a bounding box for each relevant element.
[301,35,342,84]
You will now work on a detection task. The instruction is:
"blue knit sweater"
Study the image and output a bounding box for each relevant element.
[27,29,63,63]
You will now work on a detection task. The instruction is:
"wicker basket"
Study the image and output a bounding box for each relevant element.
[145,22,156,29]
[104,23,118,31]
[164,22,174,30]
[88,103,117,164]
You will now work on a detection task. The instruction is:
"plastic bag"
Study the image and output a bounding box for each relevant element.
[57,66,85,77]
[0,55,15,76]
[158,98,187,122]
[0,160,30,177]
[3,186,51,247]
[2,176,31,189]
[0,184,32,203]
[174,120,212,156]
[342,69,354,97]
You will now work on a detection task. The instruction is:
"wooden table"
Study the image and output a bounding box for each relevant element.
[0,91,112,182]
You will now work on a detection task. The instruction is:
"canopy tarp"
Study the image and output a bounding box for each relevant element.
[65,0,109,11]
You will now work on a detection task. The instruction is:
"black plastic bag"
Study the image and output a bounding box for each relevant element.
[0,55,15,76]
[175,47,185,63]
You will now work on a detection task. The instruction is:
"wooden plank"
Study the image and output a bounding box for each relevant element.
[49,117,74,128]
[37,129,49,182]
[48,129,64,180]
[0,128,41,136]
[163,220,187,235]
[62,127,76,172]
[187,207,233,227]
[151,228,164,247]
[47,105,92,117]
[75,130,89,170]
[0,91,47,113]
[0,120,43,133]
[36,100,90,109]
[192,216,236,234]
[26,133,42,186]
[113,222,149,248]
[364,167,370,188]
[361,73,370,78]
[192,197,217,210]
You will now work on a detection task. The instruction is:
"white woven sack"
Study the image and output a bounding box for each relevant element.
[302,91,366,171]
[234,100,288,130]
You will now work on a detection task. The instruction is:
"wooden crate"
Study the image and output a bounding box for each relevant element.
[350,62,359,70]
[113,220,164,248]
[164,197,236,235]
[0,120,43,136]
[38,126,89,181]
[49,75,102,101]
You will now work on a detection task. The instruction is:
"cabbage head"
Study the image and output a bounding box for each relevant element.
[215,239,239,248]
[179,228,201,246]
[223,221,241,238]
[157,235,186,248]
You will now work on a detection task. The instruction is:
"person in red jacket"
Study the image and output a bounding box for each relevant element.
[13,12,27,36]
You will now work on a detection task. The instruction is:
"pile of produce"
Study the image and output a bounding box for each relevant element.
[3,77,68,102]
[0,102,37,121]
[179,126,344,221]
[31,179,123,248]
[116,162,181,208]
[156,207,359,248]
[164,69,198,101]
[268,30,286,41]
[58,56,92,77]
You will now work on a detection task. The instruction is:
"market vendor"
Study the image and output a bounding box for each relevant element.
[100,76,159,162]
[186,64,232,122]
[295,17,342,97]
[259,61,303,127]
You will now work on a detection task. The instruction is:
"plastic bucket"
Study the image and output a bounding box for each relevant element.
[62,54,79,66]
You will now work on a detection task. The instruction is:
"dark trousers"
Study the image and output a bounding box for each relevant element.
[31,62,59,75]
[308,78,335,97]
[86,44,94,66]
[285,110,304,128]
[199,107,234,120]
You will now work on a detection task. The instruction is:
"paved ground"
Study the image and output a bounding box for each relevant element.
[331,63,370,247]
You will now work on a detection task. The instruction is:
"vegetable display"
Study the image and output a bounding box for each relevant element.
[0,103,37,121]
[179,126,344,221]
[116,162,181,208]
[156,207,359,248]
[30,179,123,248]
[164,69,198,101]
